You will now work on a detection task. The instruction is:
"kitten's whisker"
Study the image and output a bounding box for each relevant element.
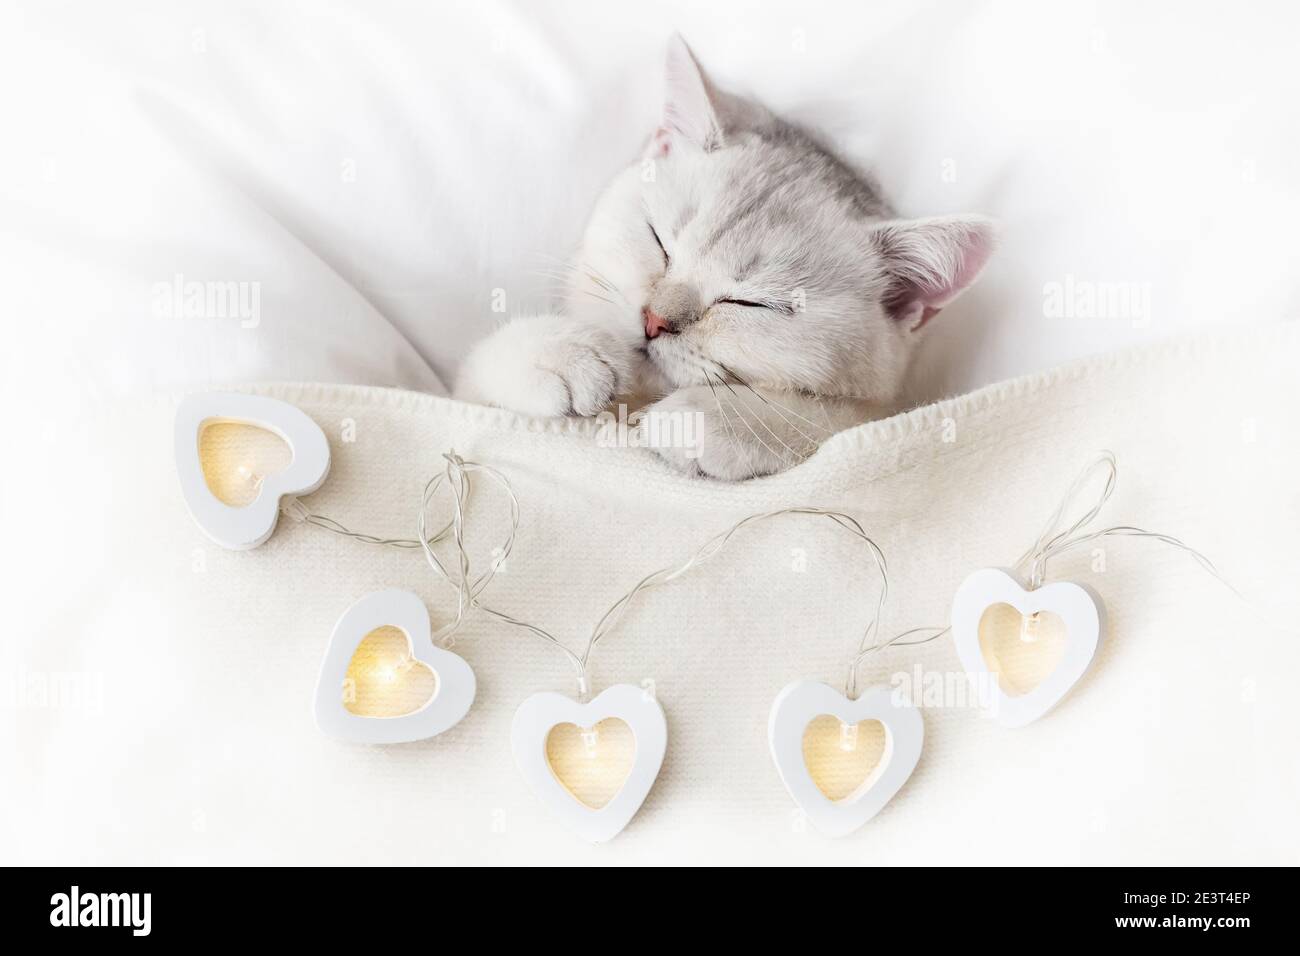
[587,271,630,306]
[529,255,625,304]
[532,252,578,268]
[528,268,585,287]
[735,382,822,446]
[715,377,803,467]
[536,252,621,296]
[749,384,829,434]
[719,363,830,434]
[576,264,615,290]
[747,404,809,465]
[722,392,788,465]
[723,377,812,465]
[531,268,620,308]
[584,271,620,297]
[706,374,740,446]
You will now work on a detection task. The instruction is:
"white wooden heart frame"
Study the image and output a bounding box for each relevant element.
[314,589,476,744]
[511,683,667,843]
[768,681,923,838]
[175,391,331,550]
[951,567,1106,728]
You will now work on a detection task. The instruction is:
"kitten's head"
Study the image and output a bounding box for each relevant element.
[567,35,994,402]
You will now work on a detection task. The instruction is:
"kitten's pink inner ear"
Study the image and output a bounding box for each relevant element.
[910,246,990,329]
[876,216,996,331]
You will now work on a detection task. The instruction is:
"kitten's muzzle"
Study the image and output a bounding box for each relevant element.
[643,283,701,339]
[643,305,675,339]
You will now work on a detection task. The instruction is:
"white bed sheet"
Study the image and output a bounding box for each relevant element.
[4,0,1300,405]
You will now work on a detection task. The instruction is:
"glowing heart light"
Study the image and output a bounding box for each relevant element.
[504,506,928,841]
[501,508,907,842]
[944,452,1235,727]
[167,435,1234,842]
[951,567,1105,728]
[769,681,923,837]
[511,684,666,843]
[301,454,534,743]
[314,589,476,743]
[175,391,330,550]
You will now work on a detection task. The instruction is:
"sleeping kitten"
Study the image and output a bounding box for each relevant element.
[455,36,994,479]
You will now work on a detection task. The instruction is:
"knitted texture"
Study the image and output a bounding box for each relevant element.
[8,323,1297,864]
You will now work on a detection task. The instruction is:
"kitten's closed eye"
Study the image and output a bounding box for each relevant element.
[647,221,669,267]
[717,297,794,316]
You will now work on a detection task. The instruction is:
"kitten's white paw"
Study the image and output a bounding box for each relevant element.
[456,314,633,417]
[641,386,793,480]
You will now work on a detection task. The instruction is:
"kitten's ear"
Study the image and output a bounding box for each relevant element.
[868,215,997,331]
[658,34,725,153]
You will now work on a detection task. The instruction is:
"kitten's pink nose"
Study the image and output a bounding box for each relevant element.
[643,306,670,339]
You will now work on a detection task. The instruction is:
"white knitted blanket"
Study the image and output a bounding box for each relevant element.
[8,324,1298,864]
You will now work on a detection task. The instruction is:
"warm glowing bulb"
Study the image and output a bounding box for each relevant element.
[374,656,414,683]
[581,727,600,758]
[838,720,859,752]
[235,463,264,490]
[1019,611,1042,643]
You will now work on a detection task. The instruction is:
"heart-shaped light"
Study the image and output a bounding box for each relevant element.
[768,681,923,837]
[545,718,636,810]
[342,626,440,718]
[175,392,330,550]
[951,567,1106,727]
[314,589,476,743]
[511,684,666,843]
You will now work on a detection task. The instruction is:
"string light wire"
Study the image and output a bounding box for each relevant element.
[281,449,1247,699]
[283,455,901,699]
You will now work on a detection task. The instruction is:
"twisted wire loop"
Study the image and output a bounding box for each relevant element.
[288,464,469,551]
[1014,451,1240,597]
[281,452,586,680]
[284,468,909,700]
[579,508,896,700]
[278,447,1237,702]
[851,452,1250,680]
